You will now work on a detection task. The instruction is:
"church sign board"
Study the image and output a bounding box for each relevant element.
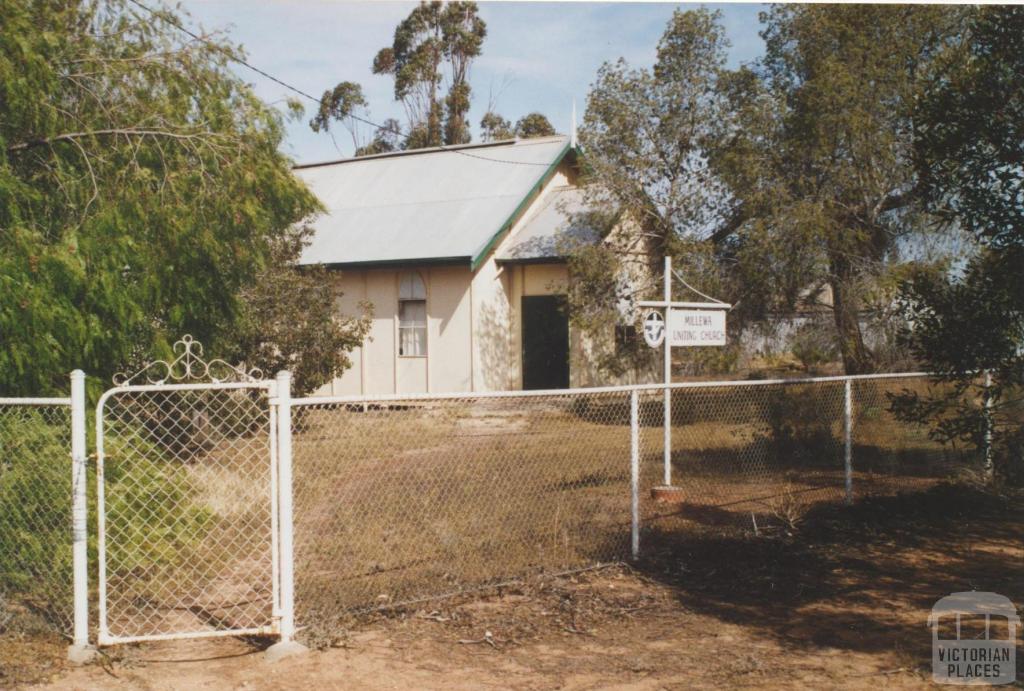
[667,309,726,347]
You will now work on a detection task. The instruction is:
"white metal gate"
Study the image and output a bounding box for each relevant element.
[94,337,281,645]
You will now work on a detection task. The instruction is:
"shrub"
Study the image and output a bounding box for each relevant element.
[0,406,212,634]
[788,320,838,372]
[0,409,72,629]
[765,385,838,467]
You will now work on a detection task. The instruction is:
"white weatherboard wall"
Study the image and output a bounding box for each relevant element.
[427,266,474,392]
[470,255,512,391]
[323,266,474,395]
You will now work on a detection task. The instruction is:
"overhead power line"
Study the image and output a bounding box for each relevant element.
[124,0,554,166]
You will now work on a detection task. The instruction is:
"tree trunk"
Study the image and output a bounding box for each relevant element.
[829,255,874,375]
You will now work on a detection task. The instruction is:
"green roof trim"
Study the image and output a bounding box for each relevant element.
[470,141,574,271]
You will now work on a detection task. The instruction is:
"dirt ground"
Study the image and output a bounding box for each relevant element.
[5,484,1021,690]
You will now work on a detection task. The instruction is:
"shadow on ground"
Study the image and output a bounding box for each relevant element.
[636,484,1024,664]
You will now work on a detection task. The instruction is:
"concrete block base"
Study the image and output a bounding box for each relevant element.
[264,639,308,663]
[67,644,98,664]
[650,485,687,503]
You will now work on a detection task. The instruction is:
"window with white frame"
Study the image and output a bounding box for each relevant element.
[398,272,427,356]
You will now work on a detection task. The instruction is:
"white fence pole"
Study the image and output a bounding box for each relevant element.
[266,371,306,661]
[268,383,280,622]
[663,256,672,486]
[844,378,853,505]
[68,370,95,662]
[630,390,640,560]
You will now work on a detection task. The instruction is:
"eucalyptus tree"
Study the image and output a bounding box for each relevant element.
[354,118,403,156]
[568,9,733,345]
[892,5,1024,477]
[0,0,361,395]
[480,111,514,142]
[513,112,556,139]
[373,0,485,147]
[480,111,556,142]
[315,1,486,150]
[712,5,969,373]
[309,81,369,147]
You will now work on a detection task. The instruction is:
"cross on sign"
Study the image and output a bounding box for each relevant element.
[642,310,666,348]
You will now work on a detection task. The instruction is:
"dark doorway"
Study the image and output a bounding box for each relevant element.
[522,295,569,390]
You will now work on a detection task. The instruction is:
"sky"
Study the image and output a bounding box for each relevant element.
[178,1,767,164]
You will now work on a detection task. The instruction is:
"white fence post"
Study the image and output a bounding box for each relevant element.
[266,371,306,661]
[630,389,640,560]
[663,256,672,486]
[268,381,280,622]
[68,370,95,662]
[844,378,853,505]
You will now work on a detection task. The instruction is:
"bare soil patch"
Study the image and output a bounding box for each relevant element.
[9,484,1022,690]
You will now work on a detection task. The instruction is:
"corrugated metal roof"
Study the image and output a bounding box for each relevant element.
[496,186,599,263]
[294,136,571,267]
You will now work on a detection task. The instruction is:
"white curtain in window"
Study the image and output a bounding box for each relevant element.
[399,299,427,356]
[399,272,426,300]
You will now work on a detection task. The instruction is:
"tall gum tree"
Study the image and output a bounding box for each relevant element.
[570,9,733,351]
[713,5,969,373]
[315,1,486,151]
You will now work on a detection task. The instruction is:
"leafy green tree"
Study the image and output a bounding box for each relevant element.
[514,112,556,139]
[223,226,372,395]
[355,119,403,157]
[713,5,968,373]
[0,0,358,395]
[309,80,370,152]
[480,110,556,142]
[568,9,732,362]
[440,2,486,145]
[579,9,729,257]
[309,81,367,133]
[892,6,1024,479]
[479,111,513,142]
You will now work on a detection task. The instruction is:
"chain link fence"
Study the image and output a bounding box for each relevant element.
[0,399,73,636]
[289,374,976,640]
[0,371,985,648]
[851,377,978,494]
[290,391,635,638]
[638,377,978,535]
[639,380,848,530]
[97,384,275,642]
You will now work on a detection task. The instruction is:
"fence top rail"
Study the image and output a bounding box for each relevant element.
[292,371,933,406]
[101,381,270,396]
[95,381,271,418]
[0,397,72,406]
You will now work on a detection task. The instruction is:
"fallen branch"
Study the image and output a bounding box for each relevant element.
[458,630,499,648]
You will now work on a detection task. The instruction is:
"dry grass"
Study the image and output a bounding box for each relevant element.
[290,395,635,637]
